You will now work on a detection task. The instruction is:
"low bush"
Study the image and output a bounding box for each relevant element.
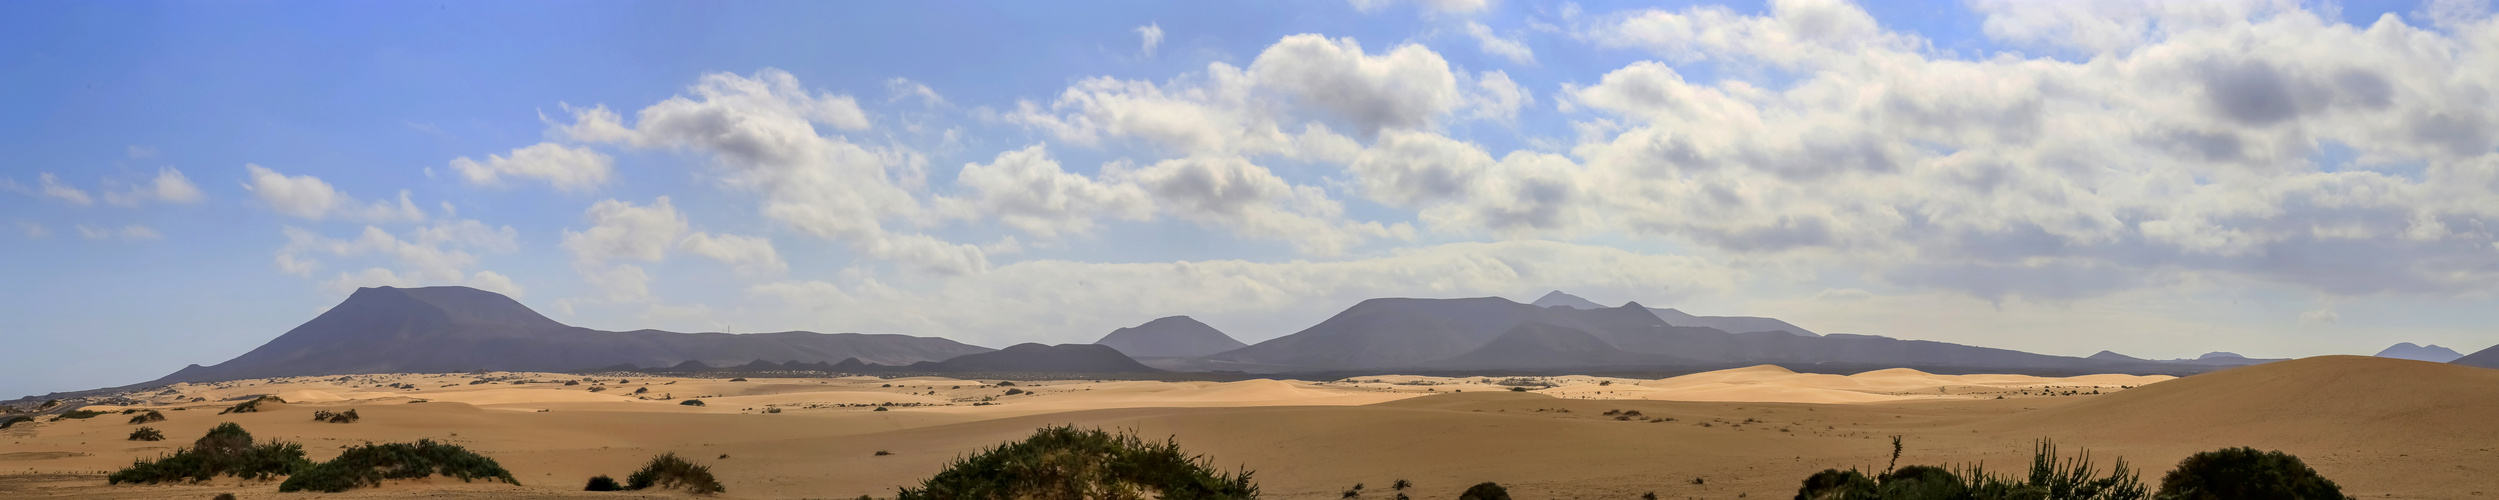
[1507,387,1527,392]
[277,439,521,492]
[2155,448,2349,500]
[625,452,725,494]
[108,423,310,484]
[1792,439,2147,500]
[312,409,361,423]
[219,396,285,415]
[1004,388,1027,396]
[1459,482,1511,500]
[129,410,166,424]
[894,425,1257,500]
[680,399,707,407]
[2,415,35,429]
[585,474,624,491]
[52,409,109,421]
[128,427,165,441]
[729,378,748,382]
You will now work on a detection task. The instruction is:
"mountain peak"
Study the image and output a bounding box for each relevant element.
[2375,342,2465,363]
[2198,351,2246,360]
[1094,315,1248,358]
[1531,290,1608,310]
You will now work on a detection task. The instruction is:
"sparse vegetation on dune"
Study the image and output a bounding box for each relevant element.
[109,423,309,484]
[624,452,725,494]
[51,409,109,421]
[1458,482,1511,500]
[128,410,166,424]
[219,395,284,414]
[312,409,361,423]
[278,439,521,492]
[2,415,36,429]
[894,425,1256,500]
[127,427,164,441]
[2156,448,2351,500]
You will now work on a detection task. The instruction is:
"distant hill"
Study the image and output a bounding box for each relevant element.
[2374,342,2464,363]
[904,343,1161,373]
[1094,316,1247,358]
[149,286,993,384]
[1206,296,2184,374]
[2454,344,2499,369]
[1526,290,1817,337]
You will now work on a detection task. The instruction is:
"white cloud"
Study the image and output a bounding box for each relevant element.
[1464,70,1534,122]
[679,232,789,277]
[1463,22,1536,64]
[554,69,985,275]
[15,221,47,239]
[1137,23,1165,57]
[466,270,527,298]
[942,144,1153,238]
[1248,34,1462,137]
[885,78,947,108]
[561,197,689,266]
[242,164,426,222]
[1119,154,1410,255]
[448,142,615,192]
[278,219,519,286]
[28,173,94,206]
[102,168,206,206]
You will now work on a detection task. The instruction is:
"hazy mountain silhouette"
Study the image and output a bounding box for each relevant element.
[1527,290,1818,337]
[149,286,992,384]
[1093,316,1247,358]
[903,343,1161,373]
[1204,296,2178,374]
[2373,342,2464,363]
[2453,344,2499,369]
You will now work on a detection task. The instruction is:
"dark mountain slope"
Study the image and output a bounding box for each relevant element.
[1093,316,1248,358]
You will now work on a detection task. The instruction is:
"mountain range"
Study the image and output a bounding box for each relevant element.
[2374,342,2465,363]
[82,285,2499,398]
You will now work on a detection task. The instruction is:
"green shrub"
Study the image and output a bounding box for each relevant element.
[1507,387,1527,392]
[129,410,166,424]
[312,409,361,423]
[1,415,33,429]
[108,423,310,484]
[1459,482,1511,500]
[625,452,724,494]
[219,396,285,415]
[680,399,707,407]
[277,439,520,492]
[54,409,109,421]
[585,474,624,491]
[2154,448,2349,500]
[128,427,166,441]
[895,425,1256,500]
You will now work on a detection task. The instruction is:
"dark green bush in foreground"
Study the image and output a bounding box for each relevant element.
[2154,448,2351,500]
[585,474,624,491]
[625,452,724,494]
[277,439,520,492]
[53,409,109,421]
[895,425,1256,500]
[129,410,166,424]
[109,423,309,484]
[1459,482,1511,500]
[1794,440,2350,500]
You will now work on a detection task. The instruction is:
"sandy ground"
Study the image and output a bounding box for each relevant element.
[2,356,2491,499]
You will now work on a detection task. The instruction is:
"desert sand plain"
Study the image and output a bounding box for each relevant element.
[3,355,2494,499]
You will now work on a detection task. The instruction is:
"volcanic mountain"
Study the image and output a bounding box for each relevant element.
[1093,316,1248,358]
[1530,290,1818,337]
[1205,296,2181,374]
[149,286,993,384]
[2373,342,2465,363]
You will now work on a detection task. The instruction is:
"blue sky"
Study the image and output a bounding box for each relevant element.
[5,0,2496,399]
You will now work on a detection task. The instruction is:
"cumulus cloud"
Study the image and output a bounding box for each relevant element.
[100,168,207,206]
[242,164,426,222]
[1118,154,1410,254]
[679,232,789,277]
[942,144,1153,238]
[1248,34,1462,137]
[449,142,614,192]
[561,196,790,282]
[554,69,984,275]
[4,173,96,206]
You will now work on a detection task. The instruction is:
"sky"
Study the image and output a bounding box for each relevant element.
[5,0,2497,399]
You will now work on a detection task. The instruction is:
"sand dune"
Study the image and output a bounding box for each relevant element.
[4,358,2492,499]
